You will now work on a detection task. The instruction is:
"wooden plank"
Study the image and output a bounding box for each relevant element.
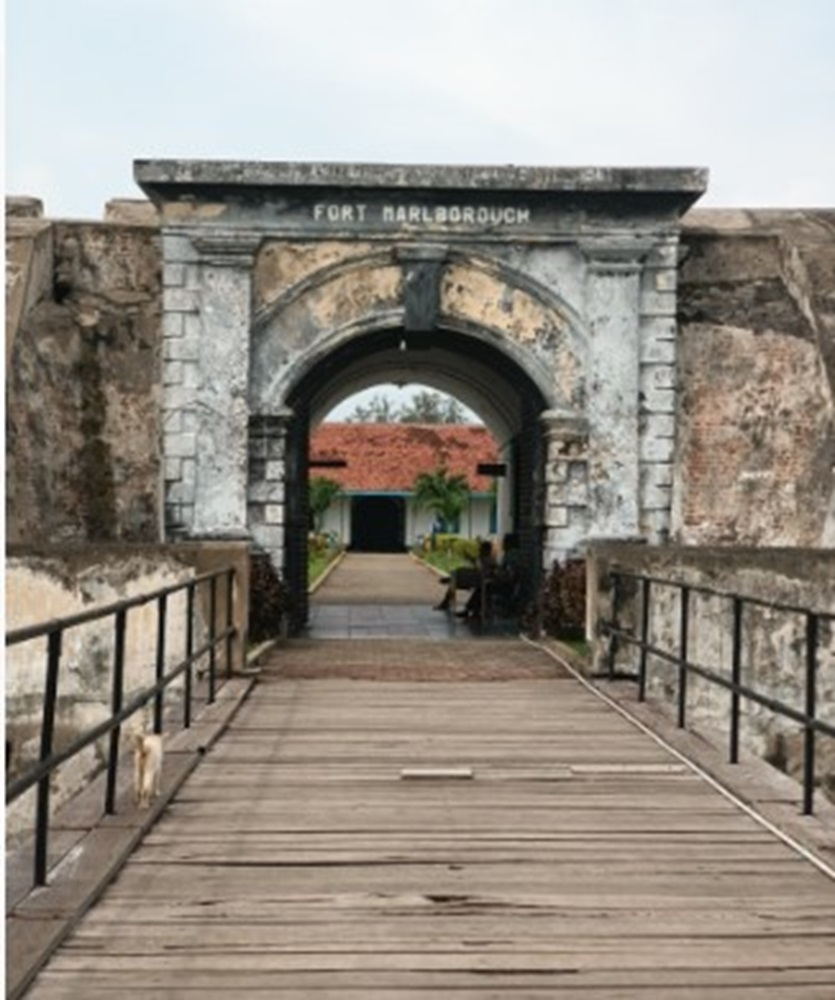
[6,677,256,1000]
[24,968,835,998]
[14,643,835,999]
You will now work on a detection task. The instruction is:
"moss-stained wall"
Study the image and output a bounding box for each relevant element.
[676,210,835,546]
[5,200,835,549]
[6,214,162,544]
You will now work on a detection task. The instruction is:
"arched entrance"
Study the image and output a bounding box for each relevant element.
[135,159,706,632]
[278,320,553,626]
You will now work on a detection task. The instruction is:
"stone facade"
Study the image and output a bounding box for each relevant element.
[5,176,835,605]
[128,161,705,612]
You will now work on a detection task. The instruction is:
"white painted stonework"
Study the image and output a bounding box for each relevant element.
[136,161,706,627]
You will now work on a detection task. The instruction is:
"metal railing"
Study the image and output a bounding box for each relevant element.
[598,569,834,815]
[6,567,237,888]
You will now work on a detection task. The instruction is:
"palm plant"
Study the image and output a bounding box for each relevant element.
[412,467,470,532]
[309,476,342,532]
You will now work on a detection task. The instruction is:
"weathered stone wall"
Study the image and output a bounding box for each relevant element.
[6,205,162,545]
[5,199,53,369]
[5,548,192,844]
[588,543,835,798]
[5,199,835,551]
[5,541,248,844]
[675,210,835,546]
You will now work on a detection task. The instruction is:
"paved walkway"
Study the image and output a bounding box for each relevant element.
[308,552,517,639]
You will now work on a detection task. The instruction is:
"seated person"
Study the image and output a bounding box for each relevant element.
[434,539,497,613]
[458,533,522,620]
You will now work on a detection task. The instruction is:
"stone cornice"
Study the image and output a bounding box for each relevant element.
[190,233,263,267]
[540,411,590,439]
[579,237,655,275]
[136,160,708,198]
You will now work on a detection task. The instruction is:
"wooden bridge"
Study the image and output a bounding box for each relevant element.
[8,555,835,998]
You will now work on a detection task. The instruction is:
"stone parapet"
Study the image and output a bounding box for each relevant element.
[587,541,835,802]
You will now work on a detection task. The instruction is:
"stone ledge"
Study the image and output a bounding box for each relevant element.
[135,159,709,195]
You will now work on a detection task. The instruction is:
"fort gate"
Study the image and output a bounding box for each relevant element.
[135,161,707,628]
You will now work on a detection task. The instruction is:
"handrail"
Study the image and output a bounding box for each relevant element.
[597,568,833,816]
[5,566,237,888]
[5,568,229,646]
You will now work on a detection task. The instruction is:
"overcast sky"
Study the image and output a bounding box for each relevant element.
[6,0,835,220]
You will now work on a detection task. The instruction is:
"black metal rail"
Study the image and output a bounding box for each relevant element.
[6,567,237,888]
[598,569,834,815]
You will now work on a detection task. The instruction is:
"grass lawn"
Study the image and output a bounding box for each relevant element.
[309,548,342,586]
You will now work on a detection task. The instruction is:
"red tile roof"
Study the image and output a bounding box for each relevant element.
[310,423,499,493]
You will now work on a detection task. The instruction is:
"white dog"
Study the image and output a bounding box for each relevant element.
[132,724,163,809]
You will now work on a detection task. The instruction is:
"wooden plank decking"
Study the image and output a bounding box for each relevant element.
[21,640,835,998]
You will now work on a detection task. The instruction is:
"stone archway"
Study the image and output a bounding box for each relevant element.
[136,160,705,630]
[273,316,554,627]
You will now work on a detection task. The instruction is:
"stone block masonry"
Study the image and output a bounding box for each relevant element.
[5,189,834,558]
[675,209,835,547]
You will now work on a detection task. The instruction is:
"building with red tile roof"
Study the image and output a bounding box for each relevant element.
[309,423,500,551]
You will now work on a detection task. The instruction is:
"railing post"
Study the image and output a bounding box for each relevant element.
[606,573,621,680]
[638,577,650,702]
[154,593,168,735]
[34,629,62,887]
[208,575,217,704]
[803,613,818,816]
[730,597,743,764]
[184,581,195,729]
[677,585,690,729]
[105,609,127,815]
[225,567,235,679]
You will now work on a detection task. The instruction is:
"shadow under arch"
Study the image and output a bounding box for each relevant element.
[278,322,555,632]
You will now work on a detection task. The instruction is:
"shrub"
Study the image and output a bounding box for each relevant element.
[428,534,482,563]
[249,550,292,642]
[537,558,587,639]
[452,536,481,562]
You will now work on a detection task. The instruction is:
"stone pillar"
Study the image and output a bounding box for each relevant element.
[247,409,293,568]
[638,238,680,543]
[580,239,650,540]
[161,232,259,539]
[160,232,200,538]
[540,410,589,566]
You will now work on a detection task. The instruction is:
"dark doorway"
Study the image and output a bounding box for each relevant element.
[351,496,405,552]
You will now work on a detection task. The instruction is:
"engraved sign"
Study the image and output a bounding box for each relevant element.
[312,202,531,226]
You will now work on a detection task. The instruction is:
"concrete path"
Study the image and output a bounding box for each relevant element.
[308,552,516,639]
[313,553,442,605]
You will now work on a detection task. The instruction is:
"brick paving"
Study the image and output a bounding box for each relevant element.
[262,638,565,681]
[307,552,519,641]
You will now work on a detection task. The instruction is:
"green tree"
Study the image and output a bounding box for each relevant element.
[412,467,471,532]
[309,476,342,532]
[344,389,471,424]
[399,390,466,424]
[344,393,400,423]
